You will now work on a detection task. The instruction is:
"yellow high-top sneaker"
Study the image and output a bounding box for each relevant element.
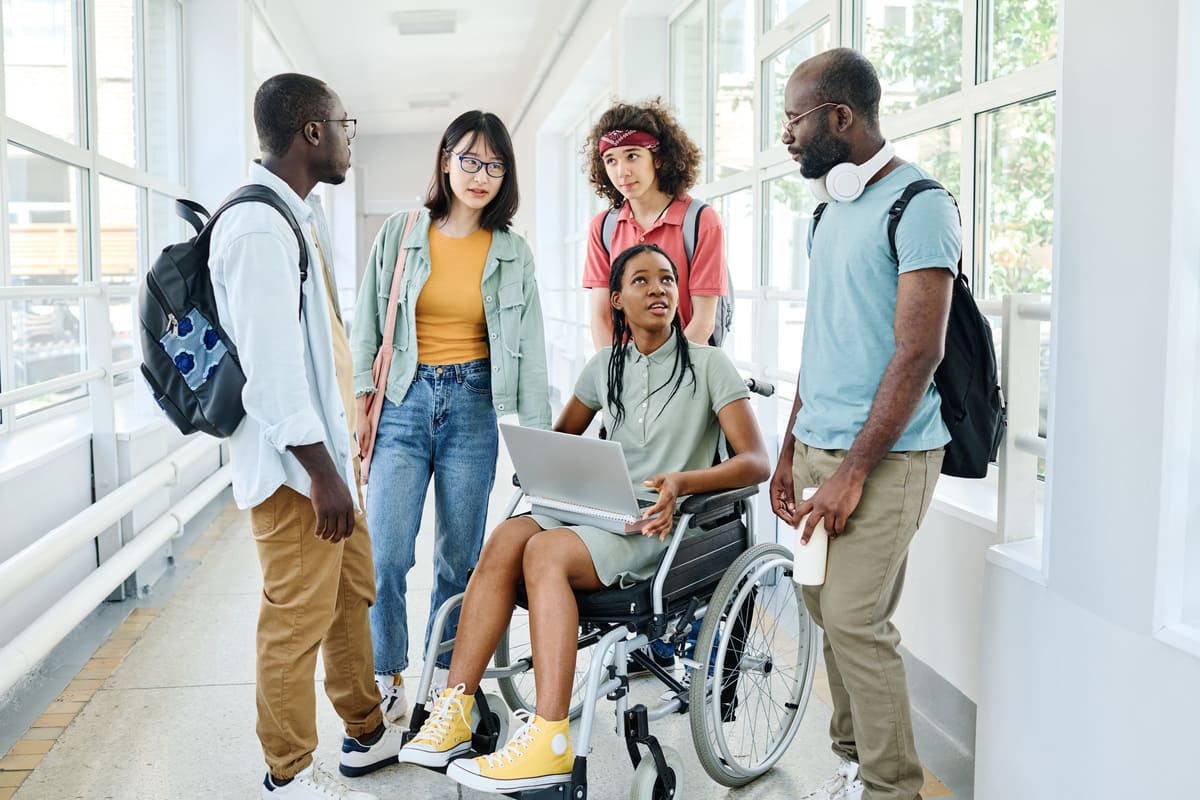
[446,710,573,793]
[396,683,475,768]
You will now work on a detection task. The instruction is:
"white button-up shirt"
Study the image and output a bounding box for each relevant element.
[209,162,356,510]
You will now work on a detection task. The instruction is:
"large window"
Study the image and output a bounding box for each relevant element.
[1,1,187,427]
[665,0,1058,525]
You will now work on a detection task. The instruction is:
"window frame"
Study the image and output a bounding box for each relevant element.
[0,0,187,433]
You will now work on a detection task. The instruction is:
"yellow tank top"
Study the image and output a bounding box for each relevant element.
[415,225,492,364]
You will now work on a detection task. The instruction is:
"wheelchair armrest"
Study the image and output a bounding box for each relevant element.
[679,485,758,515]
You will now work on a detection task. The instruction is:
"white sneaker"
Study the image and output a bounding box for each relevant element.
[261,760,377,799]
[339,722,405,777]
[376,674,408,723]
[800,758,863,800]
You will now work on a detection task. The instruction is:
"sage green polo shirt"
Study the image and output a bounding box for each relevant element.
[574,336,749,494]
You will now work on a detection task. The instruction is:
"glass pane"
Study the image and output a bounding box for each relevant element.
[764,0,813,31]
[670,1,706,175]
[3,0,79,142]
[763,171,813,291]
[731,296,753,365]
[709,187,754,292]
[865,0,963,115]
[986,0,1057,81]
[713,0,753,179]
[777,300,806,376]
[145,0,184,181]
[98,177,141,284]
[96,0,137,166]
[6,144,85,283]
[762,23,832,150]
[6,144,87,415]
[978,95,1055,299]
[148,190,187,257]
[111,294,135,364]
[893,122,962,198]
[10,296,86,415]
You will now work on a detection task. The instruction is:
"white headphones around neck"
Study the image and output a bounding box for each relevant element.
[807,141,896,203]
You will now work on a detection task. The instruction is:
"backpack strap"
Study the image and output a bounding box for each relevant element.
[808,202,828,257]
[208,184,311,317]
[886,178,965,281]
[681,197,708,268]
[175,199,211,235]
[600,206,620,259]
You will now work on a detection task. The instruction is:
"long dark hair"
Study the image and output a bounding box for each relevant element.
[425,110,519,231]
[606,244,696,431]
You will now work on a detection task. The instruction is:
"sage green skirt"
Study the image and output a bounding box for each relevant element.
[528,513,676,589]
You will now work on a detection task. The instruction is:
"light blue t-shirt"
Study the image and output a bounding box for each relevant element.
[793,162,962,452]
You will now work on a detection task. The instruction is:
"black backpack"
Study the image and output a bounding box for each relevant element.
[138,185,308,438]
[811,178,1006,478]
[600,197,734,347]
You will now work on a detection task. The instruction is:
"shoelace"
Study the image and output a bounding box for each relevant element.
[482,709,539,768]
[307,760,357,798]
[411,682,469,745]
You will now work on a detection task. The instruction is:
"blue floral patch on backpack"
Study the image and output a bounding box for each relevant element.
[159,308,230,391]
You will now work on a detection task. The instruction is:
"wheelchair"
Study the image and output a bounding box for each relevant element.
[402,443,818,798]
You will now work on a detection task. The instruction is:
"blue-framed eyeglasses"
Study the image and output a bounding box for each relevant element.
[446,150,506,179]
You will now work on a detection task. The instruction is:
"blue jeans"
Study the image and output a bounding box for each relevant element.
[366,360,498,673]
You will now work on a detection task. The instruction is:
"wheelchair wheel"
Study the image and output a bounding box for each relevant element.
[688,543,817,787]
[476,692,510,751]
[493,606,601,720]
[628,745,684,800]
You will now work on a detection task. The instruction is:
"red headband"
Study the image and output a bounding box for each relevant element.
[598,129,660,155]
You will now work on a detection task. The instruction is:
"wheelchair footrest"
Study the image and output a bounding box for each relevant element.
[505,756,588,800]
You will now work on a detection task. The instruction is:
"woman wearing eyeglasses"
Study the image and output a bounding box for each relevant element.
[350,110,550,725]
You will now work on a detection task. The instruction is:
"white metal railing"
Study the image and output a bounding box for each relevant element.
[0,447,230,697]
[0,281,237,698]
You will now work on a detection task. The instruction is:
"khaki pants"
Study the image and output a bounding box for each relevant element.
[250,480,381,780]
[794,443,942,800]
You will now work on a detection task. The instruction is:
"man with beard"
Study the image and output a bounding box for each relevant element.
[769,49,960,800]
[209,73,402,799]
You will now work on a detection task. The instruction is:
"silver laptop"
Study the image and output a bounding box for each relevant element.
[499,423,657,535]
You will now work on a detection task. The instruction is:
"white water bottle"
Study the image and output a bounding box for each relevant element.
[791,487,828,586]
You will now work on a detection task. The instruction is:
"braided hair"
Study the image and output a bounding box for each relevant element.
[606,243,696,431]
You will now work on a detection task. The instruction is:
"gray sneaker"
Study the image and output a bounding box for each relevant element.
[262,760,377,799]
[800,758,862,800]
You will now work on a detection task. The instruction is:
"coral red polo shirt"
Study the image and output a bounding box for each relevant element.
[582,195,727,327]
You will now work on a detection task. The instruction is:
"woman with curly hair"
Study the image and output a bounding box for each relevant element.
[582,98,728,352]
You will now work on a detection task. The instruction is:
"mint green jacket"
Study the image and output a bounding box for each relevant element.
[350,209,551,429]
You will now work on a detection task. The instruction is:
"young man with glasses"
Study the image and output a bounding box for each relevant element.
[208,72,401,800]
[770,50,960,800]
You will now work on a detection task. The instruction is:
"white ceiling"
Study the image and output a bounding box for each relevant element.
[284,0,570,136]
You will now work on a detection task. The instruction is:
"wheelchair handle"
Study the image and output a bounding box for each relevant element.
[745,377,775,397]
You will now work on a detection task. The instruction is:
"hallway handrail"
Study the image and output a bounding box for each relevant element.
[0,437,221,611]
[0,464,232,698]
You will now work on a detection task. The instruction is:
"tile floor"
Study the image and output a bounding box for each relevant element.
[1,449,966,800]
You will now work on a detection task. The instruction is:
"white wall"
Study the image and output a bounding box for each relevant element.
[353,133,435,215]
[974,1,1200,797]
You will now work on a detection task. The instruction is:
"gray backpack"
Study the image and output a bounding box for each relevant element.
[599,197,733,347]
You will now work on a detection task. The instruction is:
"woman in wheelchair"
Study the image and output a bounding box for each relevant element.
[396,242,770,793]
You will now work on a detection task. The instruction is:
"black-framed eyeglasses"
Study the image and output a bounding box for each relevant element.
[446,150,506,179]
[781,102,838,135]
[302,118,357,140]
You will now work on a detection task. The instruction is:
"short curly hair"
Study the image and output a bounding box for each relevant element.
[584,98,701,209]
